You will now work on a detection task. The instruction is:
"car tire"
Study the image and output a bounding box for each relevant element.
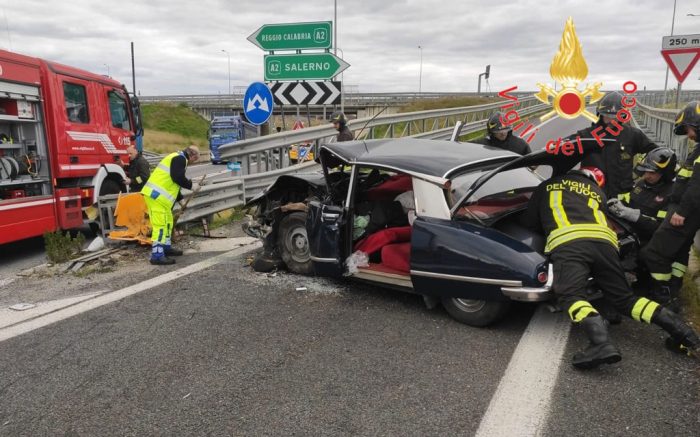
[277,212,314,275]
[441,297,510,327]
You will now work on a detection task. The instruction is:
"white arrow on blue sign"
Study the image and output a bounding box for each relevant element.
[243,82,274,126]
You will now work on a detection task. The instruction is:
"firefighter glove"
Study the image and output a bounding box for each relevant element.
[607,198,640,222]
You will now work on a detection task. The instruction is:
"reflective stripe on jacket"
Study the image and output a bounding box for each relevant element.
[141,152,187,206]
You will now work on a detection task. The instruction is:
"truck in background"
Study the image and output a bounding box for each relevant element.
[0,49,142,245]
[208,113,245,164]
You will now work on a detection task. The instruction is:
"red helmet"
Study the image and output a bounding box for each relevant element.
[580,166,605,187]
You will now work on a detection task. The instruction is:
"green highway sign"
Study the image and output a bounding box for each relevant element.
[264,53,350,81]
[248,21,332,51]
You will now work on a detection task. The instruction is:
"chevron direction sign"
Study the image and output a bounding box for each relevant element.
[269,81,341,106]
[264,53,350,81]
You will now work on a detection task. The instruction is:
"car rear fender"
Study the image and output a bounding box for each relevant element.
[410,216,547,301]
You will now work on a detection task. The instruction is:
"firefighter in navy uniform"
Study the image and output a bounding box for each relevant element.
[607,147,677,246]
[330,111,354,142]
[525,166,699,369]
[642,101,700,305]
[475,112,531,155]
[576,92,658,199]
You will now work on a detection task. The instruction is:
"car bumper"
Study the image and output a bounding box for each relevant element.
[500,264,554,302]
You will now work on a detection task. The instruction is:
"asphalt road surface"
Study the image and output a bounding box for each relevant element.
[0,245,697,436]
[1,116,698,436]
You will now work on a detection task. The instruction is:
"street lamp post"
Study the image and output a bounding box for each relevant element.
[221,49,231,95]
[337,47,345,113]
[663,0,678,105]
[418,45,423,94]
[104,64,110,77]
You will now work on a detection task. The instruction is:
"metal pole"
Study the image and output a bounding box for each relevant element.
[418,45,423,94]
[675,81,682,109]
[663,0,677,105]
[221,50,231,94]
[130,42,136,95]
[334,0,337,58]
[337,47,345,113]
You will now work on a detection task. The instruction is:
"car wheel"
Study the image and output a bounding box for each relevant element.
[441,297,510,327]
[277,212,314,275]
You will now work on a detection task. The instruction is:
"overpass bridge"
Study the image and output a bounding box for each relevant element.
[139,89,697,121]
[138,90,516,120]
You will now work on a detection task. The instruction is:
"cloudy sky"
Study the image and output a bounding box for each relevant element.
[1,0,698,95]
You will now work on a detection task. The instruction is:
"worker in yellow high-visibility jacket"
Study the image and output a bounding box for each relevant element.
[141,145,200,265]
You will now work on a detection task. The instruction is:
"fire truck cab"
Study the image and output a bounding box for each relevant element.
[0,49,142,245]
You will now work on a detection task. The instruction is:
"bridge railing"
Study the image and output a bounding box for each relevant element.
[634,91,700,162]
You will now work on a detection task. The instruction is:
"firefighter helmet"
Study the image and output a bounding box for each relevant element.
[673,101,700,136]
[596,91,624,117]
[329,111,347,126]
[486,112,512,135]
[635,147,677,182]
[579,166,606,187]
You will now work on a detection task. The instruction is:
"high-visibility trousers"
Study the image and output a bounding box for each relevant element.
[144,195,173,246]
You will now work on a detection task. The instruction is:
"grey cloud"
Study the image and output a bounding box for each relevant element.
[0,0,697,95]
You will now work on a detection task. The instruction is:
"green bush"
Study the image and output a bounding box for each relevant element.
[43,231,85,263]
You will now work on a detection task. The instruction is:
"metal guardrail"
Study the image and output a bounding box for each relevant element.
[97,179,246,236]
[217,97,546,176]
[175,178,245,223]
[228,103,548,200]
[634,101,693,162]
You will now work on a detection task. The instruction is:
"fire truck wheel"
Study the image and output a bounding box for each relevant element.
[99,179,121,196]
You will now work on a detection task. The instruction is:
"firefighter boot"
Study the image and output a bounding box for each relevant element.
[651,307,700,357]
[666,277,684,313]
[648,280,672,305]
[164,245,183,257]
[150,244,176,265]
[572,315,622,369]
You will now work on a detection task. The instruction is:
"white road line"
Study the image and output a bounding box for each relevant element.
[475,305,571,437]
[0,242,261,343]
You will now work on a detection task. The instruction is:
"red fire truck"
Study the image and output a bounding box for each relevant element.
[0,49,143,245]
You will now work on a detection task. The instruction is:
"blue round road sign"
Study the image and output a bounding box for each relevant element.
[243,82,273,126]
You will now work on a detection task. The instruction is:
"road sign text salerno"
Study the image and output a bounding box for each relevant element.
[264,53,350,81]
[248,22,332,51]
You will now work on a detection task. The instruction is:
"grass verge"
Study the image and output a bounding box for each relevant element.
[141,103,209,155]
[682,248,700,327]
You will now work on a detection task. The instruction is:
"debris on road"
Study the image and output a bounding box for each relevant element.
[85,236,105,252]
[295,286,308,292]
[64,248,122,273]
[9,303,36,311]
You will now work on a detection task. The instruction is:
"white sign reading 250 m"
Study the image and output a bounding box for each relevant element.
[662,34,700,49]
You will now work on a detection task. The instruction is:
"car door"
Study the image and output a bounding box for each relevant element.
[410,164,547,300]
[306,166,356,277]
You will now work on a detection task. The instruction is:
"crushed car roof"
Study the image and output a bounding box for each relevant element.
[321,138,519,180]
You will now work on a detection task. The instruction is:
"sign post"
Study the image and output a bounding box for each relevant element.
[661,33,700,108]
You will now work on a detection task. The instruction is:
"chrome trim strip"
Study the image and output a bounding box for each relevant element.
[310,256,338,263]
[410,269,522,287]
[500,286,552,302]
[500,264,554,302]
